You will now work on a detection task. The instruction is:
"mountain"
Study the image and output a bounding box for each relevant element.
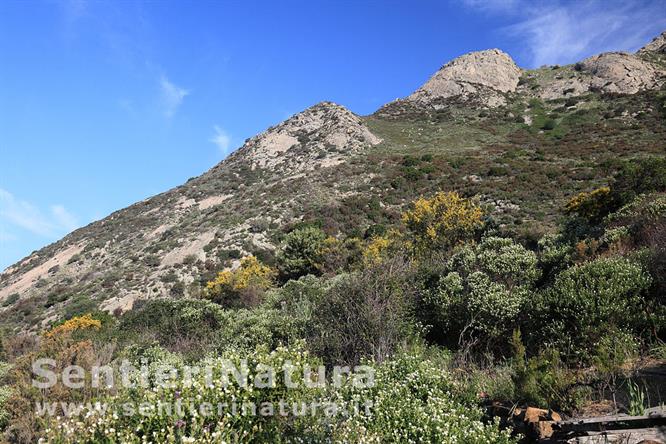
[2,32,665,332]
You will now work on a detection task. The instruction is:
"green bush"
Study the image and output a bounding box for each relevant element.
[510,330,587,411]
[1,294,19,307]
[119,299,226,358]
[611,157,666,206]
[44,345,327,443]
[62,294,98,320]
[214,307,304,352]
[0,384,11,431]
[541,118,556,130]
[529,257,651,364]
[537,233,573,283]
[401,155,420,167]
[276,226,327,281]
[423,237,539,349]
[309,258,417,366]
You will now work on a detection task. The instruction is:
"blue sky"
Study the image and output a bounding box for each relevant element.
[1,0,664,270]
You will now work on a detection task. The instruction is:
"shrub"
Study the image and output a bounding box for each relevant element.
[0,332,5,361]
[611,157,666,206]
[217,248,241,261]
[510,330,586,411]
[364,223,387,239]
[45,313,101,339]
[334,352,516,443]
[62,294,98,320]
[529,257,651,364]
[362,231,402,266]
[4,314,115,442]
[143,254,161,267]
[541,119,556,130]
[182,254,197,265]
[309,258,417,366]
[423,237,539,350]
[401,155,420,167]
[43,344,327,443]
[170,281,186,297]
[0,384,10,431]
[318,236,363,274]
[565,186,615,223]
[537,233,573,284]
[402,166,422,181]
[119,299,226,357]
[402,191,483,254]
[214,308,304,352]
[276,227,327,281]
[206,256,275,307]
[1,294,19,307]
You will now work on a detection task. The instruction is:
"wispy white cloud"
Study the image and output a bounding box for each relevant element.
[210,125,232,154]
[462,0,666,67]
[0,189,54,236]
[0,189,80,239]
[159,75,189,118]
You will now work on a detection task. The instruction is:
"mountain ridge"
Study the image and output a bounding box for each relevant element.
[2,31,665,331]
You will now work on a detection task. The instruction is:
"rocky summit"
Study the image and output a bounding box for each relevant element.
[227,101,381,173]
[408,48,522,107]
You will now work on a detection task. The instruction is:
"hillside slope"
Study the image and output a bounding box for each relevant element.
[1,34,665,332]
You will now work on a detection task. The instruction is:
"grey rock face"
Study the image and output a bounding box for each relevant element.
[408,49,522,107]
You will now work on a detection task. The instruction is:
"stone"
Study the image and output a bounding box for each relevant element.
[513,407,563,440]
[408,49,522,107]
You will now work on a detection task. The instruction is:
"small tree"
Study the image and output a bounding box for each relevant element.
[402,191,483,254]
[276,227,327,281]
[206,256,275,307]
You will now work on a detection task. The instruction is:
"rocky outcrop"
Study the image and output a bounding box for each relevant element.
[638,31,666,55]
[531,52,665,100]
[581,52,664,94]
[407,49,522,108]
[230,102,381,172]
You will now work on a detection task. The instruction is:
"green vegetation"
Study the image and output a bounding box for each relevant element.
[1,73,665,442]
[276,226,327,280]
[3,156,664,442]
